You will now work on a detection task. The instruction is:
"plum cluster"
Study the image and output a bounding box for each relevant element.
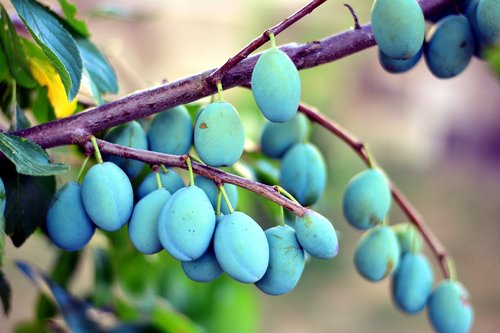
[342,168,474,333]
[44,39,339,295]
[372,0,499,78]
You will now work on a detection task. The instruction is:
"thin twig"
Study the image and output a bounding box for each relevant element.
[298,104,450,279]
[208,0,328,85]
[344,4,361,30]
[93,139,307,217]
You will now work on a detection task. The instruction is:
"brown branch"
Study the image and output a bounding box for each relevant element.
[93,139,307,217]
[298,104,450,279]
[12,0,457,149]
[208,0,328,85]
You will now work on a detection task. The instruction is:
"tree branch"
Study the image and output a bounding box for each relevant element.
[13,0,455,149]
[90,139,307,216]
[298,104,451,279]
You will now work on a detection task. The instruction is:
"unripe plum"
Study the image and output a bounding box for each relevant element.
[148,105,193,155]
[294,210,338,259]
[427,280,474,333]
[425,15,475,79]
[378,47,423,74]
[477,0,500,45]
[136,169,184,200]
[260,113,309,159]
[354,226,400,281]
[194,101,245,167]
[82,162,134,232]
[103,121,148,179]
[255,225,305,295]
[279,143,326,206]
[251,47,301,123]
[128,188,171,254]
[371,0,425,59]
[157,186,215,261]
[342,168,392,230]
[46,181,95,251]
[214,211,269,283]
[391,223,423,254]
[391,253,434,314]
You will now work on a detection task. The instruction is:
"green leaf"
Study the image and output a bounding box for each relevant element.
[0,270,11,315]
[0,43,8,81]
[0,160,56,246]
[76,38,118,103]
[0,5,36,88]
[11,0,82,100]
[57,0,90,37]
[32,86,56,123]
[485,46,500,78]
[0,132,70,176]
[150,299,203,333]
[93,247,114,307]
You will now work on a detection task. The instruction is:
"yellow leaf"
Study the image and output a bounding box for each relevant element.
[28,56,77,118]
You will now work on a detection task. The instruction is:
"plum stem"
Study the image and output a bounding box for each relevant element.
[219,185,234,214]
[76,154,91,184]
[90,136,103,164]
[269,32,276,49]
[216,82,224,102]
[216,188,222,216]
[186,156,195,186]
[279,206,286,226]
[274,185,300,205]
[155,170,163,189]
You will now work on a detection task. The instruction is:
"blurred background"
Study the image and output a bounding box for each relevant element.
[2,0,500,332]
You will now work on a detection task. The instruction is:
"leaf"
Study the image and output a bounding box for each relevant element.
[76,38,118,104]
[0,160,56,246]
[16,261,106,333]
[92,247,114,307]
[485,46,500,78]
[9,101,31,131]
[0,5,36,88]
[150,299,204,333]
[0,132,70,176]
[11,0,83,100]
[0,43,8,81]
[0,270,11,315]
[36,251,81,321]
[57,0,90,37]
[23,39,77,118]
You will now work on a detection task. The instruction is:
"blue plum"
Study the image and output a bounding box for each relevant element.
[391,223,423,254]
[157,186,215,261]
[46,181,95,251]
[294,210,338,259]
[354,226,400,282]
[82,162,134,232]
[251,47,300,123]
[342,168,392,230]
[194,101,245,167]
[392,253,434,314]
[427,280,474,333]
[378,47,423,74]
[279,143,326,206]
[181,244,223,283]
[147,105,193,155]
[0,176,5,217]
[136,169,184,200]
[260,113,309,159]
[465,0,488,58]
[194,175,238,215]
[255,225,305,295]
[214,211,269,283]
[477,0,500,45]
[425,15,475,79]
[103,121,148,179]
[128,188,171,254]
[371,0,425,59]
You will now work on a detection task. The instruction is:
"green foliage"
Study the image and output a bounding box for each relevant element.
[0,5,35,88]
[0,132,70,176]
[57,0,90,37]
[12,0,83,100]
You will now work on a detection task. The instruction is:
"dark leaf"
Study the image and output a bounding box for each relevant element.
[16,261,106,333]
[0,5,36,88]
[0,43,8,81]
[0,132,70,176]
[0,160,56,246]
[0,269,11,315]
[9,102,31,131]
[11,0,82,100]
[57,0,90,37]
